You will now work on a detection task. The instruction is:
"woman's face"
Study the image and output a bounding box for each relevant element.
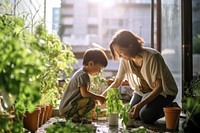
[113,44,135,60]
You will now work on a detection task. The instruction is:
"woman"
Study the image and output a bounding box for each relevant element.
[102,29,178,123]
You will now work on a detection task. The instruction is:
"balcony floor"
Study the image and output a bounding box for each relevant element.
[36,116,185,133]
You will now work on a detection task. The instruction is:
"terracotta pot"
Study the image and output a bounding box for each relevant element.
[23,107,41,132]
[163,107,181,131]
[38,105,46,127]
[108,113,118,126]
[47,104,53,120]
[43,105,50,122]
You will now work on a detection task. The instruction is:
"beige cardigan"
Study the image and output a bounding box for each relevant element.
[116,47,178,97]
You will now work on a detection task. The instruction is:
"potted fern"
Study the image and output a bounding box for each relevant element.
[106,88,123,126]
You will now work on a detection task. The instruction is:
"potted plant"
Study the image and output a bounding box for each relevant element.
[36,24,77,109]
[22,23,77,129]
[23,107,41,132]
[106,88,123,126]
[0,14,45,132]
[182,75,200,132]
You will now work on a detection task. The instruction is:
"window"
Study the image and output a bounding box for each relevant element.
[161,0,182,105]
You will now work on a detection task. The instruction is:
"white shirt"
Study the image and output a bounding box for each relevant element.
[116,47,178,97]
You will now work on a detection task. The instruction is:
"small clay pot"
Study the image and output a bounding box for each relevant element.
[163,107,181,131]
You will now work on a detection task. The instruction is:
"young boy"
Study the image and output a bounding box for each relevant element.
[59,48,108,123]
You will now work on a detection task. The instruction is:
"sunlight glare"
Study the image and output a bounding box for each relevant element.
[88,0,114,8]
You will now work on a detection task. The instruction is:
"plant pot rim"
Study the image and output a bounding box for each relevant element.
[164,107,181,110]
[163,107,181,112]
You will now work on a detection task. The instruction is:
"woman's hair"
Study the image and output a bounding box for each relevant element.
[109,29,144,60]
[83,48,108,67]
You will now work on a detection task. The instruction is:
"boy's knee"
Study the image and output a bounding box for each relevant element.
[89,98,96,109]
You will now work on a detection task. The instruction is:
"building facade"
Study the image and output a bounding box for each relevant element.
[59,0,152,52]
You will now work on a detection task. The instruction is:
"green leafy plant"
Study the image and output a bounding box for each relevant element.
[130,126,147,133]
[0,14,45,132]
[36,25,77,107]
[106,88,132,127]
[193,34,200,54]
[45,119,95,133]
[106,88,123,115]
[119,103,131,127]
[182,75,200,131]
[0,1,77,132]
[90,72,108,95]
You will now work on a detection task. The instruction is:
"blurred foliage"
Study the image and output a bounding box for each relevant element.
[0,14,77,132]
[0,14,44,133]
[36,25,77,107]
[45,119,95,133]
[90,72,108,95]
[182,75,200,131]
[193,34,200,54]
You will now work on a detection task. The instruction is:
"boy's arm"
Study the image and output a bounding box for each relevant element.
[80,86,105,104]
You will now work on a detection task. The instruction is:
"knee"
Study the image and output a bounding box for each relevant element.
[89,98,96,109]
[139,109,156,123]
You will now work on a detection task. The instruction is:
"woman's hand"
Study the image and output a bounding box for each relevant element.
[130,103,142,119]
[130,79,163,119]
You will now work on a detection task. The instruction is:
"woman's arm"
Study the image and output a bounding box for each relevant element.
[101,78,123,96]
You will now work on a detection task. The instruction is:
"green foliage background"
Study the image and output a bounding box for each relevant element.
[0,14,77,132]
[193,34,200,54]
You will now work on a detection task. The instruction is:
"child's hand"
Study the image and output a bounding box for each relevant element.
[98,96,106,105]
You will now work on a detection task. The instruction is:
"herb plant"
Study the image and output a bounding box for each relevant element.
[106,88,123,115]
[119,103,131,127]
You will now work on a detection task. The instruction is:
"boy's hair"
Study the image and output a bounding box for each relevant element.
[83,48,108,67]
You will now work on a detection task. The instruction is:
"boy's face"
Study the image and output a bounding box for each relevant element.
[88,62,104,76]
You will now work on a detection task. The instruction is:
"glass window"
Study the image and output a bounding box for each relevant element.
[161,0,182,105]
